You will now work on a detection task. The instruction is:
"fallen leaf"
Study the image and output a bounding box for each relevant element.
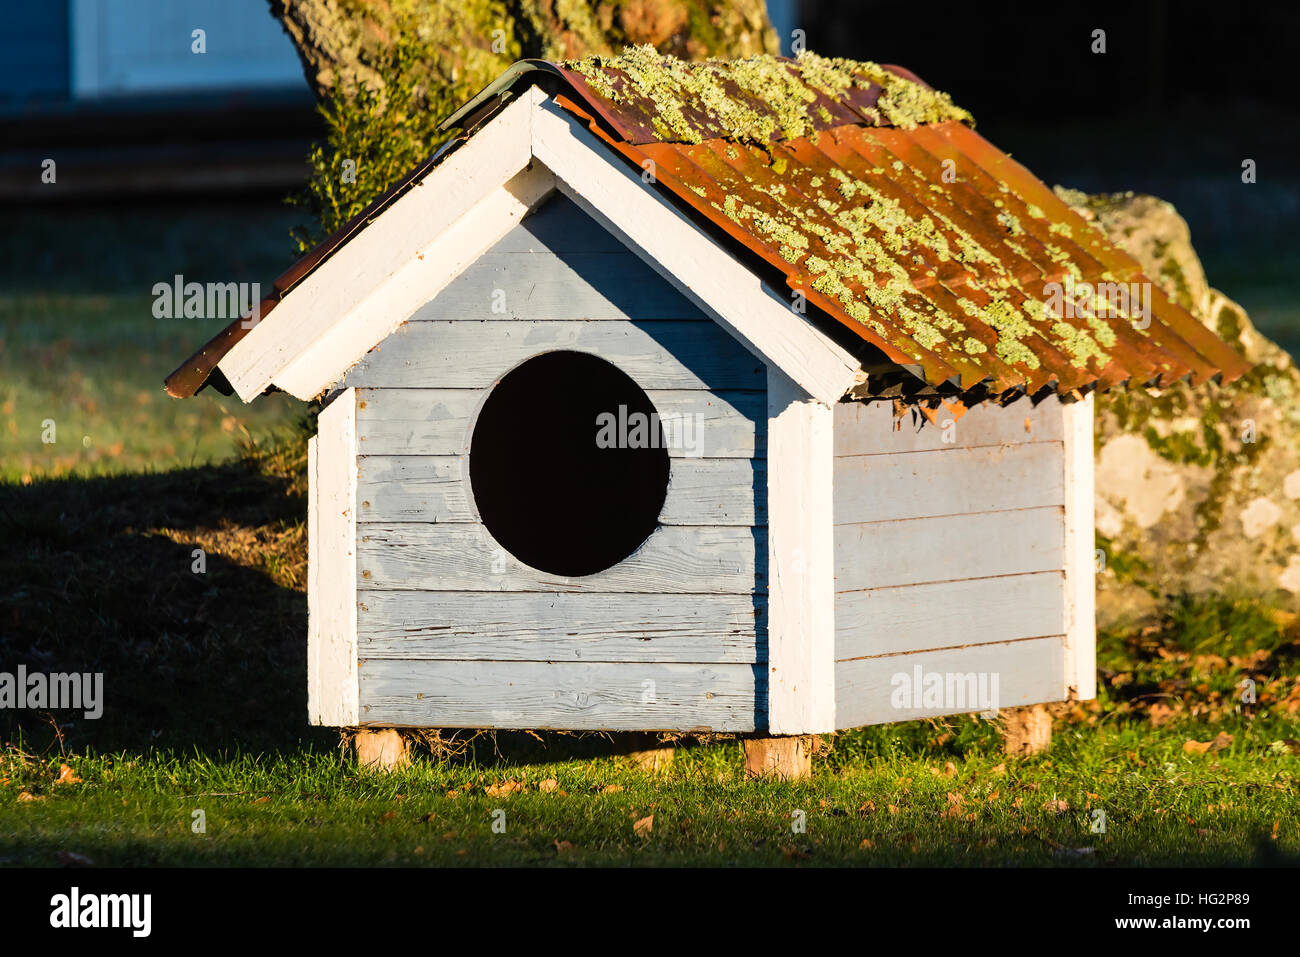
[54,764,81,786]
[381,810,397,822]
[1043,799,1069,814]
[600,784,624,794]
[990,763,1006,776]
[859,838,875,849]
[251,795,271,805]
[17,792,44,803]
[1183,739,1213,756]
[633,814,654,837]
[1210,731,1234,753]
[445,790,459,799]
[1149,702,1177,727]
[554,839,574,854]
[538,779,559,793]
[485,779,524,796]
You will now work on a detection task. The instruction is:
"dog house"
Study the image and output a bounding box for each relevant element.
[166,51,1248,739]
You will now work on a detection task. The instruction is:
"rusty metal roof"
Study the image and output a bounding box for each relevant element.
[167,50,1250,399]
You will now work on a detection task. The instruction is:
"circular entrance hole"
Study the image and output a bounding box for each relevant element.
[469,351,670,577]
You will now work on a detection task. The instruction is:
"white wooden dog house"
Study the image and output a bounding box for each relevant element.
[166,51,1248,739]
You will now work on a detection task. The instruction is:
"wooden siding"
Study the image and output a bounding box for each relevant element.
[832,397,1073,728]
[346,194,767,731]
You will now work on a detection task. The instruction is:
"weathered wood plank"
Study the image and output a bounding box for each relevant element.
[359,659,763,731]
[835,572,1066,660]
[833,442,1065,525]
[491,192,643,254]
[833,506,1064,591]
[307,390,359,726]
[355,387,765,458]
[834,636,1067,728]
[834,397,1065,456]
[358,523,764,593]
[344,319,764,391]
[357,455,764,526]
[357,591,762,662]
[412,251,706,321]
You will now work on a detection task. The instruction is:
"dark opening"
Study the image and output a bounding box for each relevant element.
[469,351,671,577]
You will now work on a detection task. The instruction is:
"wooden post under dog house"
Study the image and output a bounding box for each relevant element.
[166,51,1249,778]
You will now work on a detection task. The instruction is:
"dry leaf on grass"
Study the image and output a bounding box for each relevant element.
[1148,702,1177,727]
[54,764,81,786]
[485,780,524,796]
[1183,739,1213,756]
[600,784,624,794]
[251,796,271,805]
[1043,799,1069,813]
[538,779,559,793]
[17,791,44,803]
[554,839,574,854]
[633,814,654,837]
[859,838,875,849]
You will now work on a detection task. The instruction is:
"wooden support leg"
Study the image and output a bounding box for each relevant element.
[743,735,818,780]
[353,729,410,771]
[627,733,675,772]
[1000,705,1052,756]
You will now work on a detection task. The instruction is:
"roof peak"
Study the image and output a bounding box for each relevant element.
[559,46,973,146]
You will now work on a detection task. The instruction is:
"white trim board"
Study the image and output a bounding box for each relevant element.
[307,389,359,726]
[764,368,836,733]
[214,86,860,406]
[1061,393,1097,700]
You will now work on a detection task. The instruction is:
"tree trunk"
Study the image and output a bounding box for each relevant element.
[269,0,778,104]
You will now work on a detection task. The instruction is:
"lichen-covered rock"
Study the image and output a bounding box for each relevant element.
[1057,188,1300,624]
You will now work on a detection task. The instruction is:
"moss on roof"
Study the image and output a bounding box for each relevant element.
[564,46,973,144]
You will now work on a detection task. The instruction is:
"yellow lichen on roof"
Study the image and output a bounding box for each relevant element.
[563,46,973,144]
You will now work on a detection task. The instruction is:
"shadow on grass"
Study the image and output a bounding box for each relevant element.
[0,463,718,768]
[0,462,330,756]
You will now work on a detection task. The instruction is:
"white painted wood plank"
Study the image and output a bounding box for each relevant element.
[531,97,860,405]
[765,367,836,735]
[1061,394,1097,700]
[357,455,764,526]
[834,397,1065,456]
[833,442,1065,525]
[357,591,761,662]
[833,506,1065,591]
[355,387,764,458]
[344,319,764,391]
[219,92,539,400]
[835,572,1066,660]
[412,252,704,320]
[834,636,1068,728]
[359,659,762,730]
[307,389,359,726]
[357,523,763,593]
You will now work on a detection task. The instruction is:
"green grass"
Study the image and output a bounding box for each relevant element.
[1,711,1297,867]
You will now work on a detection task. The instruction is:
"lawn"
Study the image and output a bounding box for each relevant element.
[1,200,1298,868]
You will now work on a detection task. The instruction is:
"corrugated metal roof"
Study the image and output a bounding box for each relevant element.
[167,50,1250,399]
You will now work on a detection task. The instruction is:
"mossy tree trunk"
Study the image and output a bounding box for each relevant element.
[268,0,777,246]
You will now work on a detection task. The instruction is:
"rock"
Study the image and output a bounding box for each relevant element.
[1057,188,1300,624]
